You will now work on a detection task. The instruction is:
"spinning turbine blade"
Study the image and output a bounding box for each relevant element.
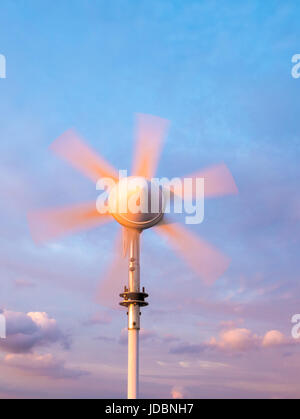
[28,201,112,244]
[155,222,230,284]
[96,229,127,308]
[173,163,238,200]
[27,112,238,399]
[132,113,170,179]
[50,129,119,183]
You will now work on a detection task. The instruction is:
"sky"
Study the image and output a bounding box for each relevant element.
[0,0,300,399]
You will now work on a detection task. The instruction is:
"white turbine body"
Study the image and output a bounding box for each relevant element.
[108,176,164,229]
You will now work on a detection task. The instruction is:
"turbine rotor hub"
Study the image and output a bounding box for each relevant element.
[108,176,164,230]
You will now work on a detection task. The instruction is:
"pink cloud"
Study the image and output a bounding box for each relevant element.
[171,386,186,399]
[171,327,294,355]
[209,328,260,351]
[4,353,88,380]
[219,319,244,330]
[262,330,287,347]
[209,328,292,352]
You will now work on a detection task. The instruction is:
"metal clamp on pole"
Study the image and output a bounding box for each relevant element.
[119,289,149,307]
[120,287,149,330]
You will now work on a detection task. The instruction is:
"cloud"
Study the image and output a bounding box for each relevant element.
[171,386,186,399]
[197,360,229,370]
[210,328,292,352]
[0,310,70,353]
[14,279,36,289]
[262,330,287,348]
[171,328,292,355]
[4,353,88,380]
[209,328,260,352]
[219,319,244,330]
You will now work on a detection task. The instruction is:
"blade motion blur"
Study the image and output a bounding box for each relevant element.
[27,113,238,399]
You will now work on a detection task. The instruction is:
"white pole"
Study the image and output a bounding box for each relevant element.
[127,230,140,399]
[128,328,139,399]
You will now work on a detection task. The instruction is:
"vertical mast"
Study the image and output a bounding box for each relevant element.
[119,228,148,399]
[128,230,140,399]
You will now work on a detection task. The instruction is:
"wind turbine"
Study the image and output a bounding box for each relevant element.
[28,113,238,399]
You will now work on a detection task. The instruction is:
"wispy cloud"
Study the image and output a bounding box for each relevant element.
[4,353,89,380]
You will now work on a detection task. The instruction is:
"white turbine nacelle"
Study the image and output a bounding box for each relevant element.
[108,176,164,230]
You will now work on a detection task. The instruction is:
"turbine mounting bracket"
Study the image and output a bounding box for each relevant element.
[119,289,149,307]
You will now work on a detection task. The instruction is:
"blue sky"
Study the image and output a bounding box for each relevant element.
[0,0,300,398]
